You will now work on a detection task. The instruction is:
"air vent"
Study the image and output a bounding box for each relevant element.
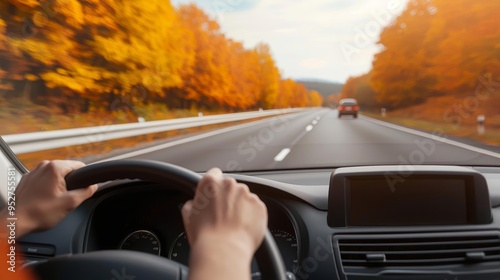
[334,232,500,271]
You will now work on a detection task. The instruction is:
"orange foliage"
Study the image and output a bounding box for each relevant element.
[343,0,499,111]
[340,73,378,109]
[0,0,322,115]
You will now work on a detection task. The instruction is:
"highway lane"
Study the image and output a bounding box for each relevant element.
[102,108,500,171]
[105,109,325,171]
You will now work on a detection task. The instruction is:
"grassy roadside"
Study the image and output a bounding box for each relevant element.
[363,112,500,147]
[1,100,226,135]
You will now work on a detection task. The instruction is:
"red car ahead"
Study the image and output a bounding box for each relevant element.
[337,98,360,118]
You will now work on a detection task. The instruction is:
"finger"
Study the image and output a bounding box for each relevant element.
[221,178,239,216]
[70,183,98,199]
[236,182,250,193]
[197,168,224,198]
[223,177,237,187]
[61,184,98,211]
[51,160,86,176]
[181,200,194,225]
[204,168,223,182]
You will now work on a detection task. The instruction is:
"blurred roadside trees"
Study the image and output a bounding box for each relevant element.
[343,0,499,110]
[340,73,378,110]
[0,0,321,116]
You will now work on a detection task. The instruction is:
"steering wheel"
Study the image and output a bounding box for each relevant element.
[31,160,288,280]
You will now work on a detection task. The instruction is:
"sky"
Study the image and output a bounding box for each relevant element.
[171,0,409,84]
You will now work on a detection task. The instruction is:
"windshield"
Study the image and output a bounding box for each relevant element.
[0,0,499,171]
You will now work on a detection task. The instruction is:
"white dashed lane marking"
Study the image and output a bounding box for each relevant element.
[274,148,291,162]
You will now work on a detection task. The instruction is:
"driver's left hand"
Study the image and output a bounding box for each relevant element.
[5,160,97,237]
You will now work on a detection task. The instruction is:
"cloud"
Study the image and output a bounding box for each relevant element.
[300,58,329,70]
[171,0,409,82]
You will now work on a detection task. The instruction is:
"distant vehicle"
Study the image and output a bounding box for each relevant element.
[337,98,359,118]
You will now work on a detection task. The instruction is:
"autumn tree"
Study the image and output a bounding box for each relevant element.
[176,4,233,108]
[0,1,41,100]
[307,90,323,107]
[0,18,8,90]
[224,40,261,109]
[422,0,500,94]
[0,0,115,112]
[369,0,499,109]
[0,0,320,115]
[341,73,378,110]
[254,43,280,109]
[91,0,194,96]
[370,0,436,108]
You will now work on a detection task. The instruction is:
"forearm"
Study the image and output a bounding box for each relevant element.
[188,235,253,280]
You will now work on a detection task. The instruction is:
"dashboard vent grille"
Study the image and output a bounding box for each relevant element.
[335,232,500,268]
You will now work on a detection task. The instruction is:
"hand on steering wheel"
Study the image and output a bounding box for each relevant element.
[30,160,287,280]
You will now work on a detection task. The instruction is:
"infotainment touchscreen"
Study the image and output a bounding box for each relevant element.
[348,178,467,226]
[327,166,492,227]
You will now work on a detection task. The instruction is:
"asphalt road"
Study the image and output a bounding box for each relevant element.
[102,108,500,171]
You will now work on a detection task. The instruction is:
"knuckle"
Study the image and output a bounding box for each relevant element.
[200,175,218,188]
[236,183,250,193]
[223,177,237,186]
[45,160,59,173]
[35,160,50,170]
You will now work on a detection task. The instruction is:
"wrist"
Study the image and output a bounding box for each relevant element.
[192,231,255,260]
[188,232,254,280]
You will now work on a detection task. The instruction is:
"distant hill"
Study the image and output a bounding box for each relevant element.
[296,79,343,98]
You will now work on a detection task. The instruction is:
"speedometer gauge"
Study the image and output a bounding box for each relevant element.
[119,230,161,256]
[271,230,299,274]
[169,232,190,265]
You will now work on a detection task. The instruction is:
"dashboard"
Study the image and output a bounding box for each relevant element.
[85,186,301,275]
[18,165,500,280]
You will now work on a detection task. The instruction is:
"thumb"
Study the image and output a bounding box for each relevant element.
[62,184,98,211]
[181,200,194,226]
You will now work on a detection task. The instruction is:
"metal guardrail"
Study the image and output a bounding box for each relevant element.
[3,109,305,154]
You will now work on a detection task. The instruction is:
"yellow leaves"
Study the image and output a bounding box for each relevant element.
[81,0,118,31]
[0,18,6,50]
[308,91,323,107]
[24,73,38,81]
[0,0,320,112]
[275,79,321,108]
[90,0,190,92]
[11,0,38,8]
[368,0,499,109]
[41,65,110,93]
[54,0,85,28]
